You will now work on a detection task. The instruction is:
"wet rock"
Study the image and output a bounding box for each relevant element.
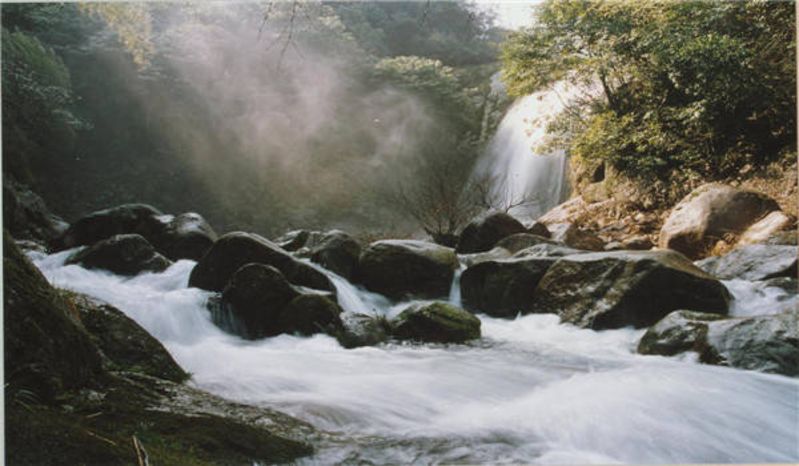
[309,230,361,280]
[659,184,780,259]
[537,197,588,225]
[736,211,794,247]
[695,244,797,281]
[72,294,188,382]
[3,177,68,244]
[456,211,526,254]
[188,232,334,293]
[495,233,557,254]
[66,234,171,276]
[278,294,344,336]
[761,277,798,296]
[701,311,799,376]
[461,256,556,317]
[52,204,167,251]
[637,310,726,356]
[357,240,458,300]
[548,223,605,251]
[274,229,316,252]
[532,250,730,329]
[219,264,301,338]
[392,302,481,343]
[153,212,217,261]
[639,310,799,377]
[513,243,583,259]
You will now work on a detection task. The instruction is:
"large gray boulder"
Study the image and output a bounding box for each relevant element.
[66,234,171,276]
[456,211,526,254]
[392,302,481,343]
[531,250,731,329]
[461,256,557,317]
[639,310,799,377]
[548,223,604,251]
[702,311,799,376]
[637,310,727,356]
[356,240,458,300]
[659,184,780,259]
[695,244,797,281]
[188,232,334,293]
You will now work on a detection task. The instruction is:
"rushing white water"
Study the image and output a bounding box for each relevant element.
[473,82,574,219]
[29,250,799,465]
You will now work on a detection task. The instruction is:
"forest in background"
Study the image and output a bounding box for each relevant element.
[2,1,796,240]
[2,1,506,238]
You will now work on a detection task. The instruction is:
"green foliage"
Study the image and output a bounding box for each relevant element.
[331,1,499,66]
[1,28,84,182]
[502,0,796,182]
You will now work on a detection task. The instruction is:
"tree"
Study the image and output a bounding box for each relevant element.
[502,0,796,184]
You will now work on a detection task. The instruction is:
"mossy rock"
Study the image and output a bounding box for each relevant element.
[392,302,481,343]
[3,232,104,402]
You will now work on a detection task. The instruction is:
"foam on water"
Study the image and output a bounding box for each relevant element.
[30,250,799,464]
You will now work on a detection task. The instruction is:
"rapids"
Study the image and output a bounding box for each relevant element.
[29,249,799,465]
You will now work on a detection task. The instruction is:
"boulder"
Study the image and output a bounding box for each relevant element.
[356,240,458,300]
[73,294,188,382]
[527,221,552,238]
[309,230,361,280]
[152,212,217,261]
[461,256,555,317]
[621,235,654,250]
[736,211,794,247]
[760,230,798,246]
[761,277,798,296]
[214,263,341,339]
[278,294,344,336]
[659,184,780,259]
[392,302,481,343]
[456,211,526,254]
[3,234,103,402]
[52,203,167,251]
[188,232,334,293]
[701,311,799,376]
[639,310,799,377]
[695,244,797,281]
[3,177,68,244]
[531,250,731,329]
[548,223,604,251]
[537,197,588,225]
[495,233,557,254]
[218,264,301,338]
[637,310,726,356]
[274,229,316,252]
[512,243,583,259]
[66,234,171,276]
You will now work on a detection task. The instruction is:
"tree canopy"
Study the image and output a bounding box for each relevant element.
[502,0,796,183]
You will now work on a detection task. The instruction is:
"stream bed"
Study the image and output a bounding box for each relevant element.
[30,249,799,465]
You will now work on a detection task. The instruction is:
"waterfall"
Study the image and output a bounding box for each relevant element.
[474,81,575,219]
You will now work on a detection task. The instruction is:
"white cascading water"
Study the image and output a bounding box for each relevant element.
[28,249,799,464]
[473,81,574,219]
